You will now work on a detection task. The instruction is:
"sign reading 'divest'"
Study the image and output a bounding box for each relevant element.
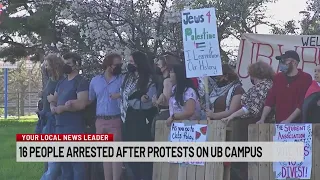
[181,8,222,78]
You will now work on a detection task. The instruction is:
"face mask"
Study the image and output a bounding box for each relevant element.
[112,64,122,75]
[63,64,73,74]
[250,78,255,85]
[279,63,289,73]
[127,64,137,73]
[215,76,228,87]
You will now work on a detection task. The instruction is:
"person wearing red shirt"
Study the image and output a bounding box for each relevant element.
[257,50,312,124]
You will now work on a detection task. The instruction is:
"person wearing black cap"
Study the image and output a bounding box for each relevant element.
[257,50,312,124]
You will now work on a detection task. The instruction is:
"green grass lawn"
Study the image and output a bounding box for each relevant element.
[0,117,43,180]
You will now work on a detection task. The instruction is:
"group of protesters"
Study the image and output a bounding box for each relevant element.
[35,49,320,180]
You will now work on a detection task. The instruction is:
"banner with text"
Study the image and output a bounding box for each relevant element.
[273,124,312,179]
[236,34,320,91]
[181,8,222,78]
[170,123,208,166]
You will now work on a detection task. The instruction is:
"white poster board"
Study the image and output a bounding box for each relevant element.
[181,8,222,78]
[236,33,320,91]
[169,122,208,166]
[273,124,312,179]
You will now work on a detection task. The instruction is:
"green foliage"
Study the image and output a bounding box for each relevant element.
[271,20,299,35]
[0,0,278,69]
[271,0,319,35]
[300,0,319,35]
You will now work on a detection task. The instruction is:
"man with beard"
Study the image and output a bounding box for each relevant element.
[257,50,312,124]
[88,53,123,180]
[47,52,89,180]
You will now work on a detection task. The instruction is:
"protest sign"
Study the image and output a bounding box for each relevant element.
[169,123,208,165]
[181,8,222,78]
[236,34,320,91]
[273,124,312,179]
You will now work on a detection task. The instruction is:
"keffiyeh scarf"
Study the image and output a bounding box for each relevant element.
[209,80,242,111]
[120,74,138,122]
[120,73,153,122]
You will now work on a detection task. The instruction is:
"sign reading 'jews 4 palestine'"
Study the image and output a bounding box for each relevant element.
[181,8,222,78]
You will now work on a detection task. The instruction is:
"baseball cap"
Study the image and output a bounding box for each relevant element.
[275,50,300,62]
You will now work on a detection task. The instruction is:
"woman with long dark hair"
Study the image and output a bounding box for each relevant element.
[120,51,157,180]
[166,63,201,125]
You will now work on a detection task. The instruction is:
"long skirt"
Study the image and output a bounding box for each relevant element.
[122,107,153,180]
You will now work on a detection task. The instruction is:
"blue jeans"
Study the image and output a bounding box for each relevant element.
[41,113,62,180]
[55,125,86,180]
[41,162,61,180]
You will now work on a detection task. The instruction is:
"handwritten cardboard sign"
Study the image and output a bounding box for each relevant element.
[273,124,312,179]
[169,123,208,166]
[181,8,222,78]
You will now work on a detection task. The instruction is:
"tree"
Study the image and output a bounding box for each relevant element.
[0,60,42,116]
[0,0,90,88]
[67,0,276,64]
[0,0,277,82]
[300,0,319,35]
[270,0,319,35]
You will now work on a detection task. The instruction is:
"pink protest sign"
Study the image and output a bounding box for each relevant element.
[273,124,312,179]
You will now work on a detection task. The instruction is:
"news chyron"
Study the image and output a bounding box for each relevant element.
[16,134,304,163]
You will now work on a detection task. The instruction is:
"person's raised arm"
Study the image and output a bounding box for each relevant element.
[157,78,173,105]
